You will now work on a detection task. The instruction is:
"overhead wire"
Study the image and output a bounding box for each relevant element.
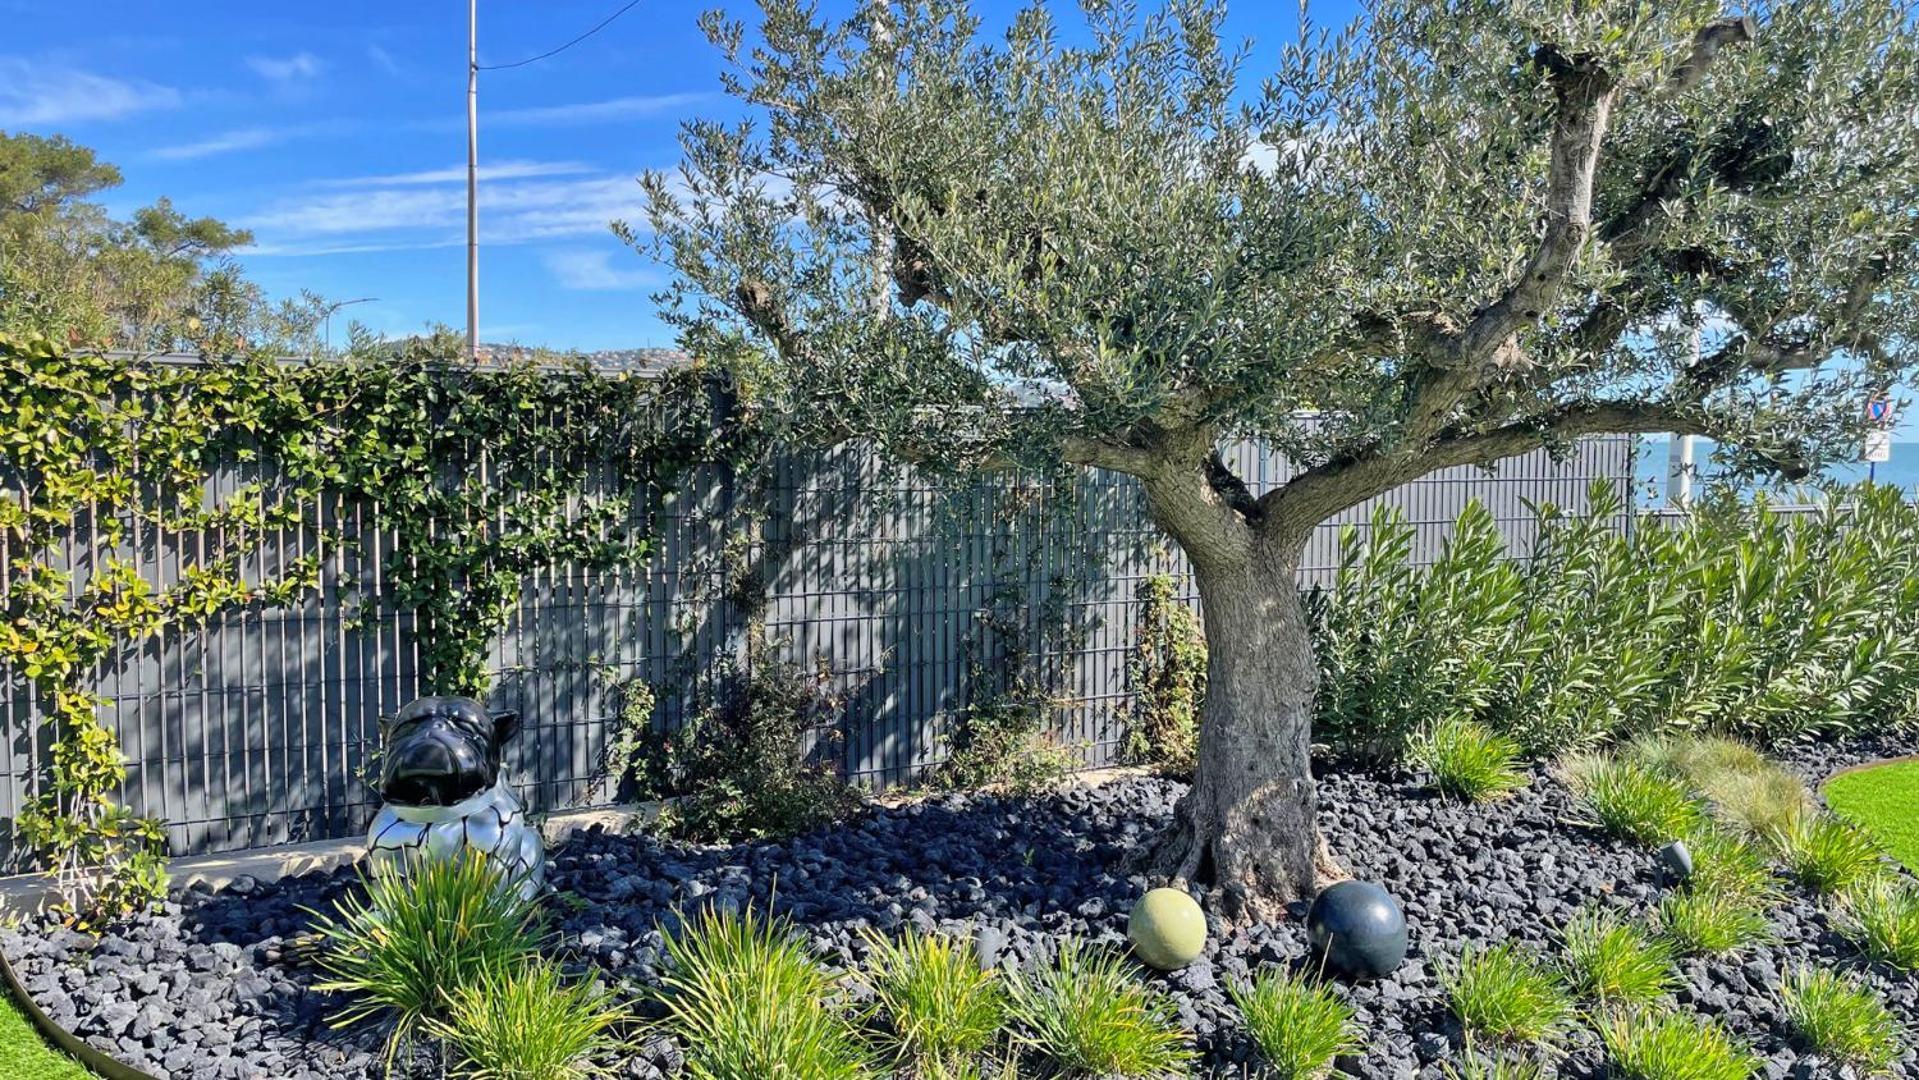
[477,0,643,70]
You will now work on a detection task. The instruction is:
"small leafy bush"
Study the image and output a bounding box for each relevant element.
[1228,969,1359,1079]
[1780,968,1904,1074]
[1440,944,1574,1046]
[1774,815,1888,896]
[1598,1009,1760,1080]
[859,929,1008,1074]
[1413,718,1527,802]
[637,646,862,843]
[423,960,627,1080]
[1557,906,1676,1006]
[1838,876,1919,971]
[1122,573,1206,776]
[657,904,872,1080]
[1565,755,1706,847]
[1658,885,1771,956]
[1007,938,1195,1077]
[310,851,546,1063]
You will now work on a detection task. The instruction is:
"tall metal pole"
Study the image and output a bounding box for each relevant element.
[1666,318,1702,508]
[466,0,480,360]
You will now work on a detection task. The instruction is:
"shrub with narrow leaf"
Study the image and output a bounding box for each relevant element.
[1312,486,1919,758]
[1780,968,1904,1074]
[657,904,872,1080]
[1598,1009,1760,1080]
[1414,718,1527,802]
[310,850,546,1064]
[1557,906,1675,1006]
[1007,938,1194,1077]
[1228,969,1358,1080]
[859,929,1007,1074]
[423,960,627,1080]
[1440,944,1573,1046]
[1838,876,1919,972]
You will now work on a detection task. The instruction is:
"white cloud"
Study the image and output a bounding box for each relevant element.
[366,44,401,75]
[151,127,283,161]
[246,52,323,82]
[0,57,180,125]
[238,165,647,251]
[489,92,713,127]
[543,249,656,291]
[314,160,595,188]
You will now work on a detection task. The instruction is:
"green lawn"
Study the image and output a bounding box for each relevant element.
[1826,758,1919,873]
[0,991,92,1080]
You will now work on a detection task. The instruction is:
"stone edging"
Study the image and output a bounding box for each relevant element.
[0,943,161,1080]
[1822,752,1919,784]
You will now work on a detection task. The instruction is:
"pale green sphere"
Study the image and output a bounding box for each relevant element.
[1127,887,1207,970]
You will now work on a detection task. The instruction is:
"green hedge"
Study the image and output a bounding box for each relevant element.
[1308,483,1919,761]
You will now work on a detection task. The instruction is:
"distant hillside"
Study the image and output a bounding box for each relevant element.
[474,343,690,375]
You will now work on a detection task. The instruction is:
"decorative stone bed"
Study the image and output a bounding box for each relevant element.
[6,731,1918,1080]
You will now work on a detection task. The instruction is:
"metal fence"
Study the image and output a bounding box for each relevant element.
[0,418,1635,865]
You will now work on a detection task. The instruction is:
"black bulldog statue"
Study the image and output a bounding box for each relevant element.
[364,695,546,899]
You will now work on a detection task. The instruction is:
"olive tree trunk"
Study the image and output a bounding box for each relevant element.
[1136,461,1334,921]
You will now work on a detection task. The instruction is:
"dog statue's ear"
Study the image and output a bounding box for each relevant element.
[490,709,522,746]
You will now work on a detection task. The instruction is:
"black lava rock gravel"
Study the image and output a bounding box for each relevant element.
[6,730,1917,1079]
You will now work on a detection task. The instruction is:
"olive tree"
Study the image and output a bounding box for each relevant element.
[636,0,1919,918]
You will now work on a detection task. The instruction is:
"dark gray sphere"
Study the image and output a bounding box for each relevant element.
[1306,880,1408,979]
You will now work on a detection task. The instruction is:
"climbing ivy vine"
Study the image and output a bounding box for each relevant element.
[0,330,726,927]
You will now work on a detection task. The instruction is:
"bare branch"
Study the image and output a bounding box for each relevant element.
[1450,50,1619,368]
[1259,401,1709,537]
[1670,16,1759,92]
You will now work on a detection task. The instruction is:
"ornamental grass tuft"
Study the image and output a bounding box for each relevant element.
[1563,755,1706,847]
[1780,968,1905,1074]
[859,929,1008,1074]
[1657,883,1772,957]
[1598,1009,1760,1080]
[1837,875,1919,972]
[1685,828,1780,903]
[1413,718,1528,802]
[1556,906,1676,1006]
[1773,815,1888,896]
[1631,734,1814,838]
[1440,943,1574,1046]
[310,850,546,1064]
[657,904,873,1080]
[423,960,627,1080]
[1006,938,1195,1077]
[1227,969,1359,1080]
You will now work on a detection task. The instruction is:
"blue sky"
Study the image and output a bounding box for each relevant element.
[0,1,1909,448]
[0,1,1344,352]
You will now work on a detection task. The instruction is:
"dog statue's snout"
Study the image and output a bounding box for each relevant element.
[380,728,493,806]
[375,695,523,808]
